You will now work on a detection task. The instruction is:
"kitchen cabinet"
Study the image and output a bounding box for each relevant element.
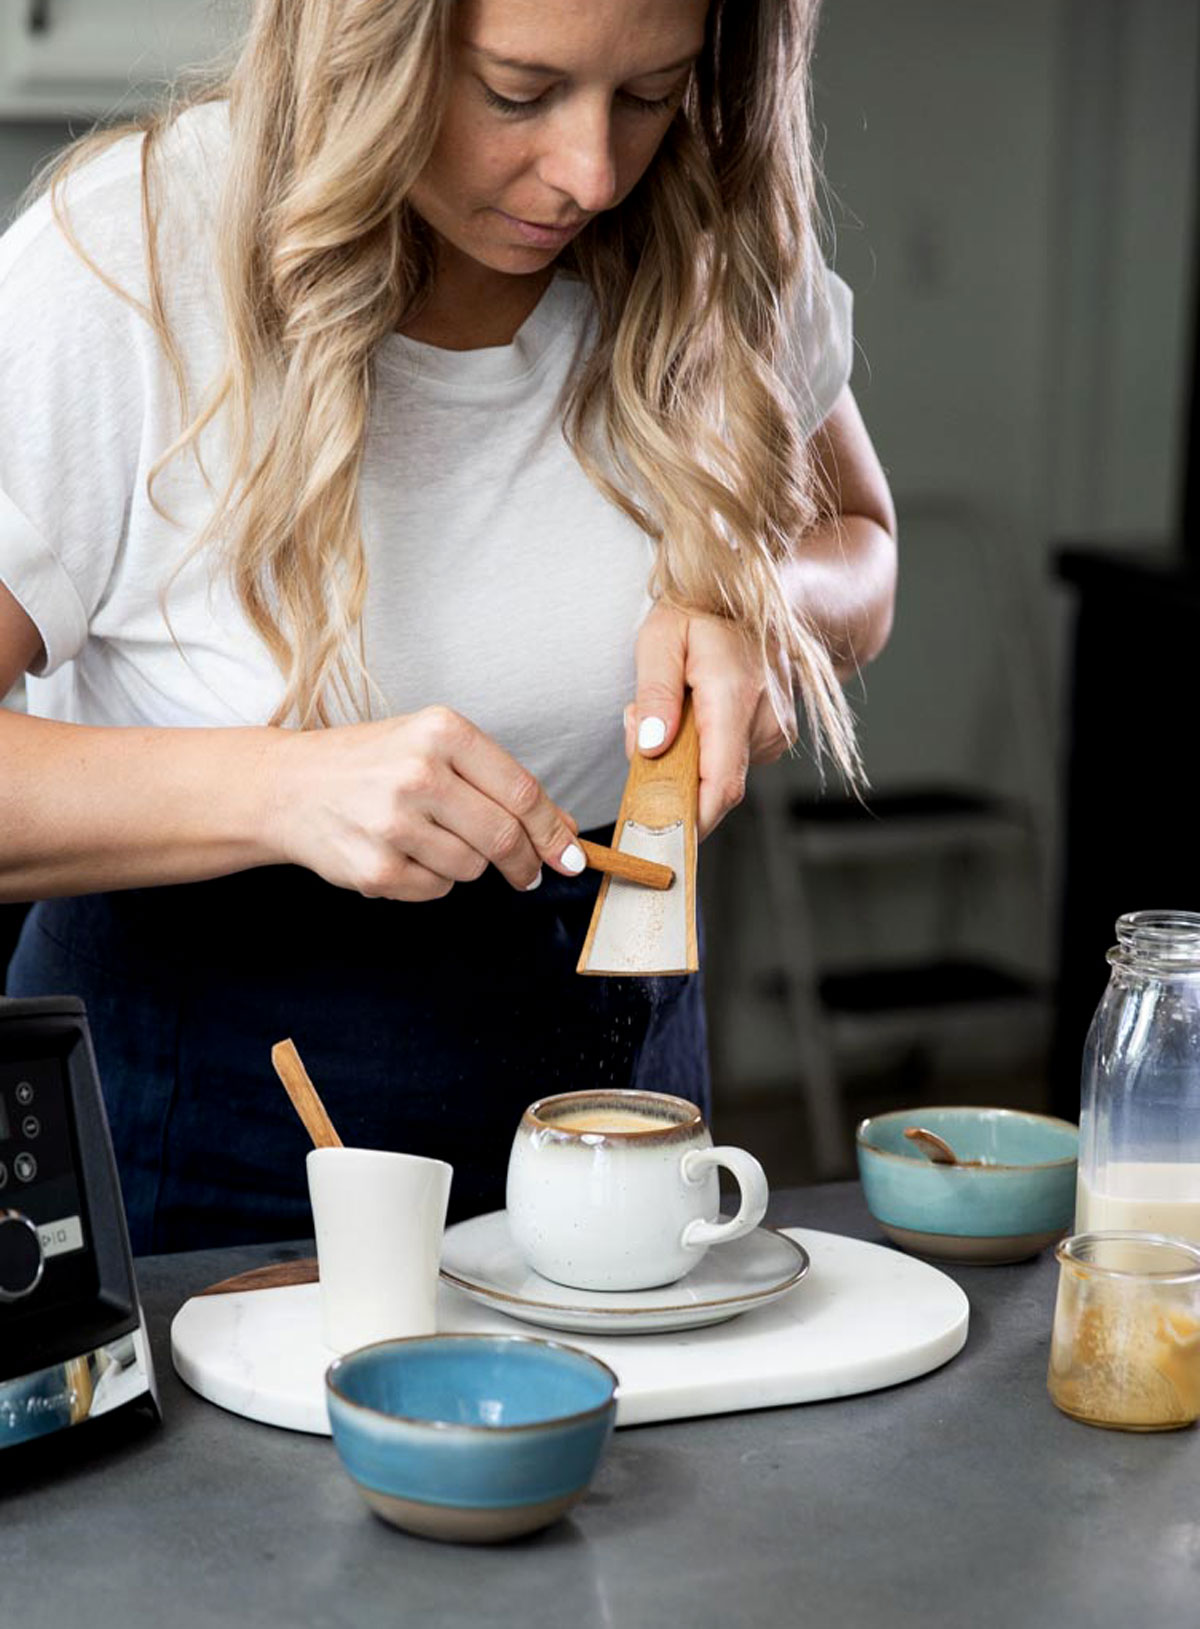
[1050,545,1200,1116]
[0,0,242,120]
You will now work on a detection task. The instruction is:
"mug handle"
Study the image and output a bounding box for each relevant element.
[679,1147,769,1249]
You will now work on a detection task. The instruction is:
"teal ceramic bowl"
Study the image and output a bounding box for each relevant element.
[856,1107,1079,1264]
[325,1334,618,1543]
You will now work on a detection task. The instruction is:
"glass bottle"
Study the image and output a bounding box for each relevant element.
[1075,910,1200,1244]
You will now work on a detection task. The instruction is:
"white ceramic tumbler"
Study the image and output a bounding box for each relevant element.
[307,1147,453,1353]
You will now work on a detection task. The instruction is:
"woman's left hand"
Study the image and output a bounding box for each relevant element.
[626,602,795,838]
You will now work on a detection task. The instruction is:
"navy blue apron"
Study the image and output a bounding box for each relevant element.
[6,827,709,1254]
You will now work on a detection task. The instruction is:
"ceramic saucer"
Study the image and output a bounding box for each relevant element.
[439,1211,809,1335]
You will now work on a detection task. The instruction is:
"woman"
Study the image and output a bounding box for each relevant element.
[0,0,896,1251]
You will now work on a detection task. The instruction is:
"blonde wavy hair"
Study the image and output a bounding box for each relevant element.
[34,0,859,778]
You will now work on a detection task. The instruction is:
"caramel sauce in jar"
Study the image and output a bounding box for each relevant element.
[1048,1232,1200,1431]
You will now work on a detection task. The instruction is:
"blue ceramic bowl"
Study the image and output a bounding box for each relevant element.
[856,1107,1079,1264]
[325,1334,618,1543]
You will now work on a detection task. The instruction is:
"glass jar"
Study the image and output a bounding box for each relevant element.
[1047,1231,1200,1430]
[1075,910,1200,1243]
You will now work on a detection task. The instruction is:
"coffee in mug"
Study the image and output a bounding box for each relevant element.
[506,1089,769,1291]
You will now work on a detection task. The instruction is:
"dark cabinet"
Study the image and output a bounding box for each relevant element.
[1051,546,1200,1115]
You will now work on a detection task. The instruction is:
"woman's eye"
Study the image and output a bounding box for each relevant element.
[619,90,676,115]
[481,83,544,117]
[480,81,683,120]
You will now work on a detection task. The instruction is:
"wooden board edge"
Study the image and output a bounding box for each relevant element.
[196,1258,319,1296]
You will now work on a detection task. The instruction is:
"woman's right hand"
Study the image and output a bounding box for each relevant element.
[271,706,584,901]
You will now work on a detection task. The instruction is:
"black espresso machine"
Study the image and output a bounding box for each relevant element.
[0,996,158,1449]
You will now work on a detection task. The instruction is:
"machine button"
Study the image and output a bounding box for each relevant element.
[15,1082,34,1106]
[21,1115,40,1140]
[0,1210,44,1301]
[13,1153,37,1183]
[37,1215,84,1259]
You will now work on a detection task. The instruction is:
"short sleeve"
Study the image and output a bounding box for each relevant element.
[782,263,855,438]
[0,146,148,677]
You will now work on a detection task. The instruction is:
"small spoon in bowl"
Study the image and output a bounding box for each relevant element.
[904,1125,975,1166]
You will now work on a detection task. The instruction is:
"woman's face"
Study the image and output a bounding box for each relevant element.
[409,0,709,273]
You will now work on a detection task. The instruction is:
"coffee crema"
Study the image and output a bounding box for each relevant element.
[549,1109,677,1135]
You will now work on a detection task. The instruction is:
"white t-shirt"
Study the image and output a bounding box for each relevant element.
[0,102,853,830]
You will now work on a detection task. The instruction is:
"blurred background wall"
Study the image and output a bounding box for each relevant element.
[1,0,1198,1176]
[704,0,1200,1175]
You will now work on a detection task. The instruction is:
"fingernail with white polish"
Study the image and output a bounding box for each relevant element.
[524,869,543,891]
[638,716,667,752]
[561,843,586,874]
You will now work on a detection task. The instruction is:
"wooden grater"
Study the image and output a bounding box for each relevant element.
[577,697,700,976]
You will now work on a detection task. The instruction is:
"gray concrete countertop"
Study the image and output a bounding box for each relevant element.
[1,1183,1194,1629]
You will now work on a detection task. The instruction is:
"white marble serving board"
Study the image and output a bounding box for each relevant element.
[170,1229,969,1433]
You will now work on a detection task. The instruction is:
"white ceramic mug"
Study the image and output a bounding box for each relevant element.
[307,1147,453,1353]
[505,1090,768,1291]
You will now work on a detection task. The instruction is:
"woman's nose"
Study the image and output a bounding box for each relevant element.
[538,103,619,215]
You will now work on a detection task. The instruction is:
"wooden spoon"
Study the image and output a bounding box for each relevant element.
[195,1039,336,1300]
[271,1037,342,1149]
[904,1126,964,1165]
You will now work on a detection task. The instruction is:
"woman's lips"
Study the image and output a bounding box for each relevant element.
[495,209,587,249]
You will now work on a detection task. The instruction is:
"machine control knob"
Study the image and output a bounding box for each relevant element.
[0,1209,44,1302]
